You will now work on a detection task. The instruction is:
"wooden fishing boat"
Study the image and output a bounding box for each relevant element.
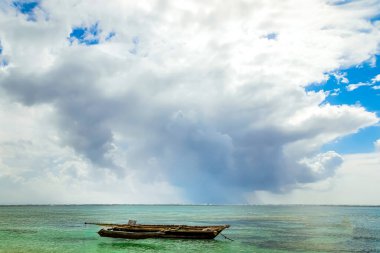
[87,221,230,240]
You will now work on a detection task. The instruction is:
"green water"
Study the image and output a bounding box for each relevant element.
[0,205,379,252]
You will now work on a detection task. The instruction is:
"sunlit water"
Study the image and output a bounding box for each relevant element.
[0,205,379,252]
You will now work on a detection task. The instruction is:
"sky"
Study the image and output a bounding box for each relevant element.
[0,0,379,205]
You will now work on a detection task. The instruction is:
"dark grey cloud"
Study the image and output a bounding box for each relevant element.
[0,54,364,203]
[136,112,343,203]
[1,55,121,169]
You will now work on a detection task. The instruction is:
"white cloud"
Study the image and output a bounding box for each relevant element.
[249,152,380,205]
[0,170,185,204]
[298,151,342,179]
[332,72,349,84]
[375,139,380,152]
[371,74,380,83]
[0,0,380,203]
[346,82,371,91]
[0,94,185,204]
[347,74,380,90]
[329,88,341,96]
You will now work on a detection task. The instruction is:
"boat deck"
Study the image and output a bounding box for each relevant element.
[89,222,230,240]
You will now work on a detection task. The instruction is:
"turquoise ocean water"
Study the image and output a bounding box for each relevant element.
[0,205,379,252]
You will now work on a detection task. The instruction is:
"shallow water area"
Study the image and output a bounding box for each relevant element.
[0,205,379,252]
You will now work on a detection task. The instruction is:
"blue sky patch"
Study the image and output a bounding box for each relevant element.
[264,33,278,40]
[327,0,354,5]
[68,23,116,46]
[105,31,116,41]
[322,126,380,154]
[69,23,101,46]
[0,40,8,67]
[307,55,380,154]
[307,55,380,114]
[0,58,8,67]
[12,0,40,21]
[370,14,380,24]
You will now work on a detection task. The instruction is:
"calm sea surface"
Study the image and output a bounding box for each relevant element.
[0,205,379,252]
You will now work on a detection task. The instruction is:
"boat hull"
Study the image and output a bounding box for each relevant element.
[97,224,229,240]
[98,229,167,239]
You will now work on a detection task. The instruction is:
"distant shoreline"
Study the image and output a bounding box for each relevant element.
[1,204,379,207]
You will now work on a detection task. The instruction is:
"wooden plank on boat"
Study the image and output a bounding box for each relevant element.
[89,221,230,240]
[98,229,166,239]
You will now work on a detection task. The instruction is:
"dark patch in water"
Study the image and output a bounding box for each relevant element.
[0,228,38,234]
[352,227,380,241]
[97,241,165,250]
[51,236,97,243]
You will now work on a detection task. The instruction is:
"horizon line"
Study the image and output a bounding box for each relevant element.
[1,203,379,207]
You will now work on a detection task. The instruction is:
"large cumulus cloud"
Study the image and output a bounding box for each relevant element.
[0,0,379,203]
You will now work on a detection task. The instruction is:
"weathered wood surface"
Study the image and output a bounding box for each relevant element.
[89,222,230,240]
